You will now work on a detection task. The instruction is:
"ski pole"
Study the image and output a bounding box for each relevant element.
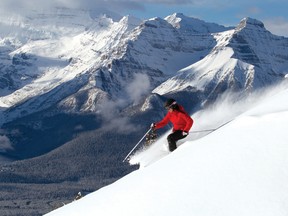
[189,119,234,134]
[123,127,152,162]
[190,129,215,133]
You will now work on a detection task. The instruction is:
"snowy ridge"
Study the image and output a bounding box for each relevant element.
[45,83,288,216]
[0,13,141,121]
[165,13,231,33]
[153,17,288,96]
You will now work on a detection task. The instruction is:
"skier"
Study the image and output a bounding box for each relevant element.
[151,98,193,152]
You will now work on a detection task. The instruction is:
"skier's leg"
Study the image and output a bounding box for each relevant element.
[167,131,186,152]
[167,133,177,152]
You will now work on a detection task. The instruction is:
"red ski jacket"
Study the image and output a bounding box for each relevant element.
[155,106,193,132]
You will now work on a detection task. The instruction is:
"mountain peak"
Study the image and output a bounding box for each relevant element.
[165,13,231,33]
[167,12,186,19]
[236,17,265,31]
[165,13,201,28]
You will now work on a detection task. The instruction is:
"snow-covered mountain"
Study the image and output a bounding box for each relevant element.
[0,8,141,122]
[0,11,232,124]
[153,18,288,98]
[1,12,287,125]
[45,82,288,216]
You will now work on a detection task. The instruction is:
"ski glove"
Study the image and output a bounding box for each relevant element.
[150,123,156,129]
[182,131,189,136]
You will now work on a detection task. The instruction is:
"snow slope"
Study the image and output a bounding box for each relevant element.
[45,83,288,216]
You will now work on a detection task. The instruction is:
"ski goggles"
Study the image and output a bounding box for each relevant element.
[165,101,177,109]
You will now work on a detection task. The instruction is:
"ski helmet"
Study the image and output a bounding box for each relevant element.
[164,98,177,109]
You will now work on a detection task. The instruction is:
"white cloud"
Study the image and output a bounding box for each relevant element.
[98,96,140,134]
[125,73,151,104]
[0,0,197,15]
[0,135,13,152]
[0,0,143,14]
[97,73,151,133]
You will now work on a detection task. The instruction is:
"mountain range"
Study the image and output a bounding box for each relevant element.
[0,8,288,216]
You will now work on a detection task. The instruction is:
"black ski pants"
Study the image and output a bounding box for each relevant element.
[167,130,187,152]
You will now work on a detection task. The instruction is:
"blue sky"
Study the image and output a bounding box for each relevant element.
[123,0,288,37]
[1,0,287,36]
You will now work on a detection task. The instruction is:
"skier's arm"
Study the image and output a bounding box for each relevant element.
[155,113,170,129]
[181,113,193,132]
